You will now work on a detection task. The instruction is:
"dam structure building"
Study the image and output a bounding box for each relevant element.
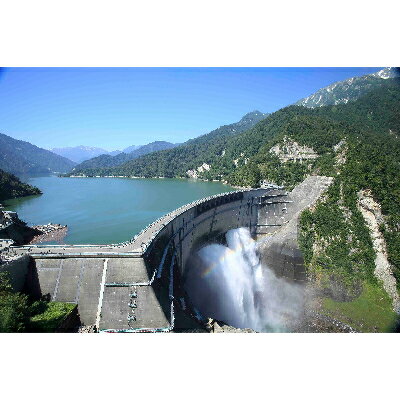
[2,176,331,332]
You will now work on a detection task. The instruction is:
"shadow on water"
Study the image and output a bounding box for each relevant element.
[2,193,42,209]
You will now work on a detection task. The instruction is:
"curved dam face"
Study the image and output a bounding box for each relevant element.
[131,186,291,332]
[143,188,286,278]
[4,176,332,332]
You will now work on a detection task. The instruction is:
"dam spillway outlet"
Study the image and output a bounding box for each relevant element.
[184,227,305,332]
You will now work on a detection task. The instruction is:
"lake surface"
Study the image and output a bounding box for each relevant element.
[5,176,234,244]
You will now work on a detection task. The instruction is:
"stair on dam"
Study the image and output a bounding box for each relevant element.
[106,257,150,284]
[98,257,170,331]
[99,285,170,331]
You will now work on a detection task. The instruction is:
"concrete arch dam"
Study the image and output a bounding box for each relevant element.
[8,176,332,332]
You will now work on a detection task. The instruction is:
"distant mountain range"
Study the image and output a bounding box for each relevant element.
[0,133,76,175]
[67,110,269,177]
[70,141,177,173]
[50,146,121,163]
[121,145,142,154]
[295,67,400,108]
[50,144,146,163]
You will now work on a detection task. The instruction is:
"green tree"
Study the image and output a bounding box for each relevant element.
[0,272,30,332]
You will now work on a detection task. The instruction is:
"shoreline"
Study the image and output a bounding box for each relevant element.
[28,224,68,245]
[65,174,250,190]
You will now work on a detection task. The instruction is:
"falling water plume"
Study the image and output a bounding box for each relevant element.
[184,227,304,332]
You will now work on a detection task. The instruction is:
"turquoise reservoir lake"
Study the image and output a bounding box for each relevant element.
[5,176,234,244]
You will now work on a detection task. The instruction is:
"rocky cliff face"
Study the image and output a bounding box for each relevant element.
[357,190,400,313]
[269,137,318,163]
[186,163,211,179]
[0,210,40,245]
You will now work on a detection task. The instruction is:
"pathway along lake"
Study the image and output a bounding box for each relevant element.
[5,176,234,244]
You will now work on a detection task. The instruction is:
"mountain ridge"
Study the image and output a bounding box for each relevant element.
[51,144,146,163]
[295,67,400,108]
[0,133,76,175]
[122,145,142,154]
[51,145,113,163]
[70,140,177,173]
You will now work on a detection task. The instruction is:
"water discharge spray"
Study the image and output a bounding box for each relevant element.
[184,227,304,332]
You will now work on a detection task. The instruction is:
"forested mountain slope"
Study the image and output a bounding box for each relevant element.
[0,133,75,175]
[228,78,400,187]
[70,141,177,173]
[122,144,142,153]
[0,169,41,201]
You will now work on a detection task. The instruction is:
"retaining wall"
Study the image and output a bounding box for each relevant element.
[0,255,30,292]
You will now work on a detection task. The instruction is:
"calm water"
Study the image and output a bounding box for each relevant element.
[4,176,234,244]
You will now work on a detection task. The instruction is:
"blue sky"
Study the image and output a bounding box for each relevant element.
[0,67,382,150]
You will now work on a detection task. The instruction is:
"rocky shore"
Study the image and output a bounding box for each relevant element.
[28,223,68,244]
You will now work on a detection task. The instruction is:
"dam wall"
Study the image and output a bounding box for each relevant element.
[140,188,286,278]
[0,255,30,292]
[7,184,314,332]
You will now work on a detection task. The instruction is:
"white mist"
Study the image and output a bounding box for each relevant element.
[184,227,304,332]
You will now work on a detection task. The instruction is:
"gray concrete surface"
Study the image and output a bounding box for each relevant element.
[258,176,333,280]
[0,255,30,292]
[106,258,149,284]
